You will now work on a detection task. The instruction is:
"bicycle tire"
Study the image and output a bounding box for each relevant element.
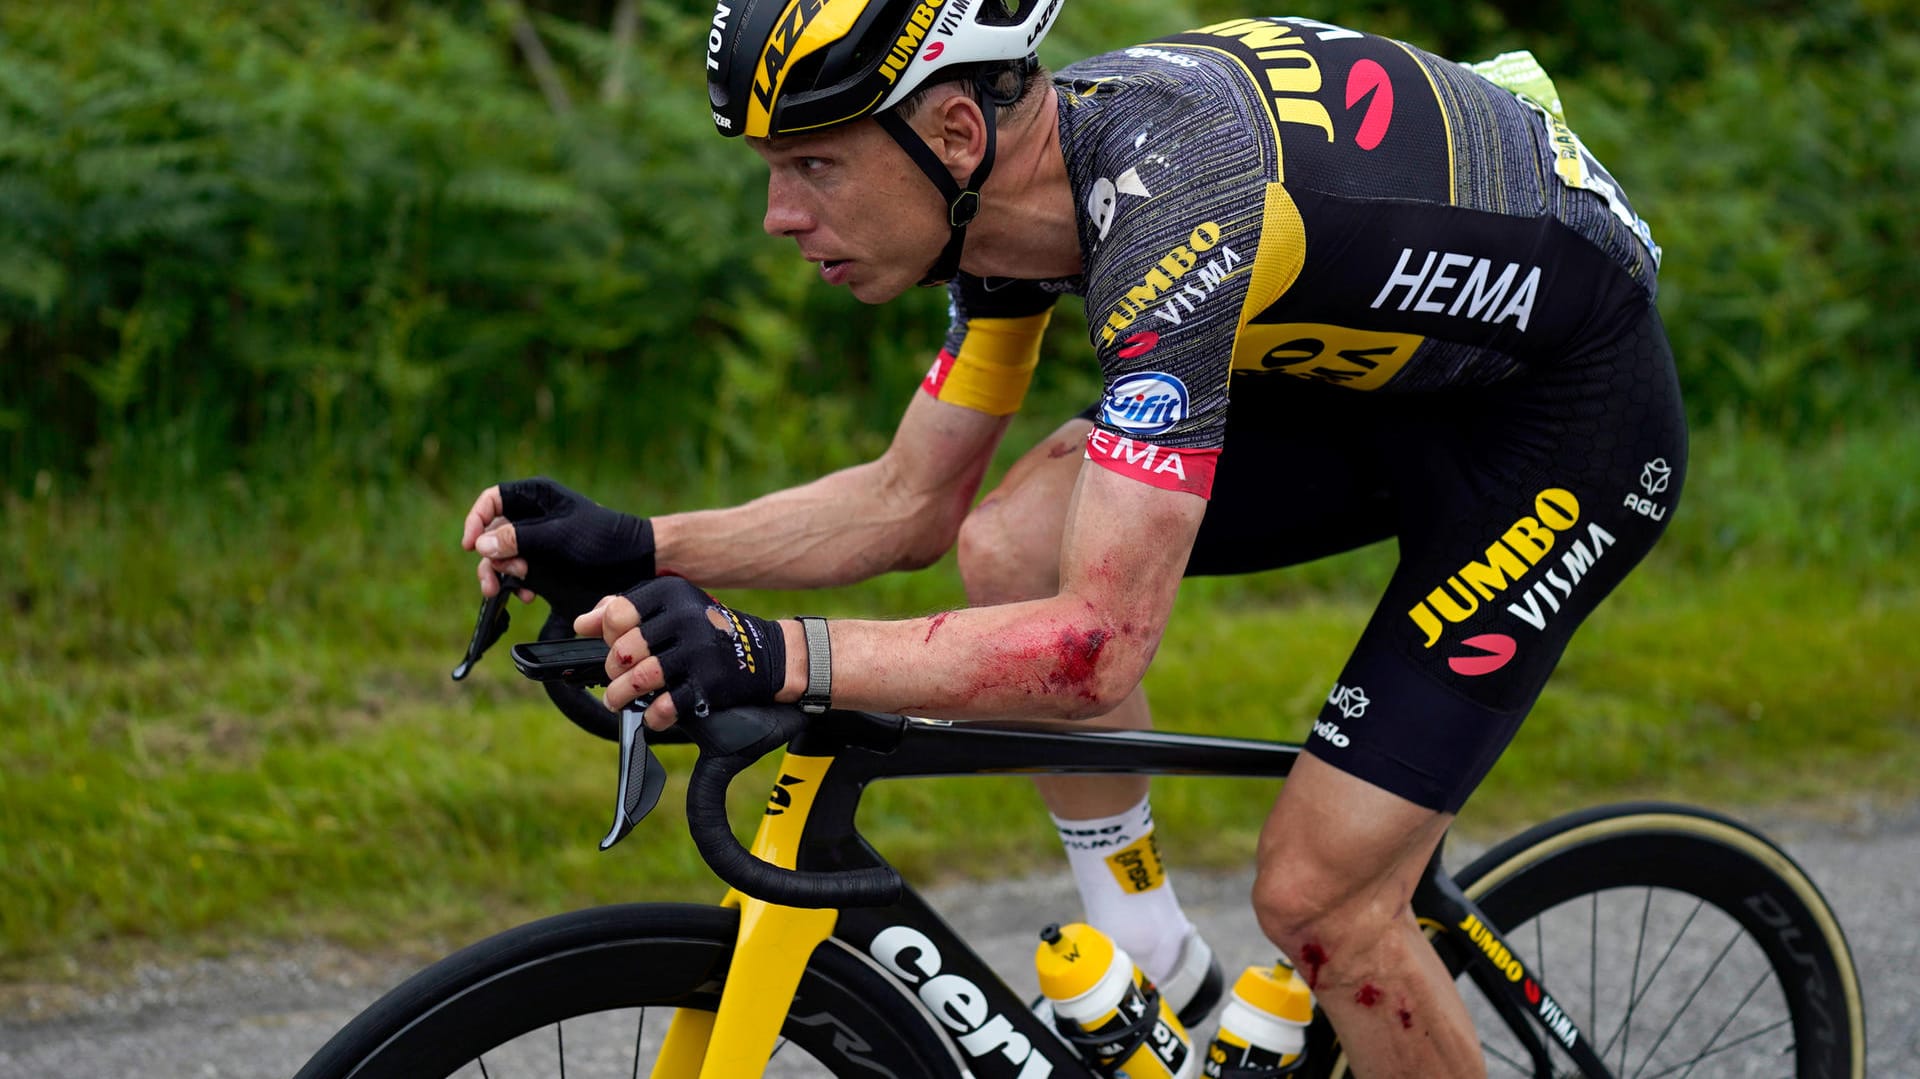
[294,902,964,1079]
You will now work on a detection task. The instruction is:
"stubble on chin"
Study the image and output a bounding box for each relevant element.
[850,273,916,305]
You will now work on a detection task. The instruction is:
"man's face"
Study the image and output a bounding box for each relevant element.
[748,118,950,303]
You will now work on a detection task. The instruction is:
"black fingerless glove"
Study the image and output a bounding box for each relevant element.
[625,577,787,720]
[499,477,656,619]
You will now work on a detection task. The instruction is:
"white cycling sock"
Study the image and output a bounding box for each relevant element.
[1051,795,1195,985]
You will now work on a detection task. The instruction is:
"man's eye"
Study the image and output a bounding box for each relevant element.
[798,156,828,172]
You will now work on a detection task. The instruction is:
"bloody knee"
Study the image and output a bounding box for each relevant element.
[1250,864,1407,990]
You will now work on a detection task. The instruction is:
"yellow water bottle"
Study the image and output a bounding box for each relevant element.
[1203,959,1314,1076]
[1035,922,1200,1079]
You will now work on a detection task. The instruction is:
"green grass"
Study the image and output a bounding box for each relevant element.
[2,418,1916,982]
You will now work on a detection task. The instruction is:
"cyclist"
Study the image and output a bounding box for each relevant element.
[463,3,1684,1075]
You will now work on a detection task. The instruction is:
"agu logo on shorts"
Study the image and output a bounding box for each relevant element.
[1102,372,1188,435]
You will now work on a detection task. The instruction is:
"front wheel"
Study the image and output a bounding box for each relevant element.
[1323,803,1865,1078]
[294,903,962,1079]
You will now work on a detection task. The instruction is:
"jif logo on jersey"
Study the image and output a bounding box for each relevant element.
[1101,372,1188,435]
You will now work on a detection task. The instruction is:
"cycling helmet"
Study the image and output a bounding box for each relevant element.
[707,0,1066,284]
[707,0,1063,138]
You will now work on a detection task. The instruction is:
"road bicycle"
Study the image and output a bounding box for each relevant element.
[295,584,1865,1079]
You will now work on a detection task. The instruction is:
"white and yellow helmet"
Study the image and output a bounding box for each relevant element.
[706,0,1065,138]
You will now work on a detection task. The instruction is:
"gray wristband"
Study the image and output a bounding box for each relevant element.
[797,616,832,715]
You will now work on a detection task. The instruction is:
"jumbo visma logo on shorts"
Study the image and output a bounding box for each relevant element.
[1408,488,1617,649]
[1101,373,1188,436]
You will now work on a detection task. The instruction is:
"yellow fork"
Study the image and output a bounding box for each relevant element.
[651,753,840,1078]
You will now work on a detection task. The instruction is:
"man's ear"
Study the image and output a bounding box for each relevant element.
[924,90,989,180]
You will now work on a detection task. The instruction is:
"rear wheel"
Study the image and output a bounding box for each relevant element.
[1323,804,1864,1078]
[293,903,961,1078]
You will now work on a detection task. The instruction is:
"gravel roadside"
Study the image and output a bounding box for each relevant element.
[4,803,1915,1078]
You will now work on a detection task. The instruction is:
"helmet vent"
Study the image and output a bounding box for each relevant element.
[976,0,1025,27]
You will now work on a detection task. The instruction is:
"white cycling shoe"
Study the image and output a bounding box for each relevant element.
[1158,927,1225,1027]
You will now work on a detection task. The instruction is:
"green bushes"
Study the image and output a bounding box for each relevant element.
[1562,10,1920,432]
[2,0,1914,495]
[0,1,800,484]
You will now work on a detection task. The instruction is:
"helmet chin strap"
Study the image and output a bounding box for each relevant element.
[873,77,1000,288]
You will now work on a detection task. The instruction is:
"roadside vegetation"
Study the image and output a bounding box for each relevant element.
[2,0,1914,979]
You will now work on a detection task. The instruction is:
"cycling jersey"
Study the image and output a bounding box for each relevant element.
[918,17,1685,813]
[922,16,1661,499]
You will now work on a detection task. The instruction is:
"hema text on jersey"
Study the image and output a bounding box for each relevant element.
[1371,248,1543,332]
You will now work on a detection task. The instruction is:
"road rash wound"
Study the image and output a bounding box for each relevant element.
[1050,627,1111,698]
[1298,942,1329,989]
[957,619,1119,707]
[1354,983,1383,1007]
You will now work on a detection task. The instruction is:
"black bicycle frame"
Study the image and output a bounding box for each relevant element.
[686,709,1620,1079]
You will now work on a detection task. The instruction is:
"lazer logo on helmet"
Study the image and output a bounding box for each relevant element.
[879,0,949,85]
[751,0,833,112]
[1100,373,1187,435]
[1027,0,1062,46]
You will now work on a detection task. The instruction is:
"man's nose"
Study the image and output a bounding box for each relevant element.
[763,173,811,237]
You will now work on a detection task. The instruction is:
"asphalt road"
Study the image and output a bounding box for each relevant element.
[4,803,1914,1078]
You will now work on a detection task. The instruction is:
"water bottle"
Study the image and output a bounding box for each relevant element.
[1034,922,1200,1079]
[1203,959,1314,1077]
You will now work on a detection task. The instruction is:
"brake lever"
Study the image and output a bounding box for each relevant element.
[600,699,667,850]
[452,573,525,681]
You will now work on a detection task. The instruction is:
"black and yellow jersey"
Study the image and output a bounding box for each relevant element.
[920,16,1661,498]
